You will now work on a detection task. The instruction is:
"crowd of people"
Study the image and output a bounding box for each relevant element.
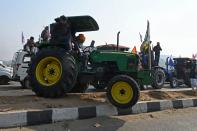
[23,15,86,54]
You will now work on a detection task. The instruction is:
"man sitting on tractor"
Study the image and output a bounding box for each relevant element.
[73,34,86,51]
[23,36,36,54]
[73,33,90,69]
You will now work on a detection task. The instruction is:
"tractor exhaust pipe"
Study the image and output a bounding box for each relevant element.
[117,31,120,51]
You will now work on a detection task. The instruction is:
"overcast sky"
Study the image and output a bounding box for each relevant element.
[0,0,197,60]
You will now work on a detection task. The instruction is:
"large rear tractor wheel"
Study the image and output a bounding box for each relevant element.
[152,68,165,89]
[29,48,77,98]
[107,75,140,109]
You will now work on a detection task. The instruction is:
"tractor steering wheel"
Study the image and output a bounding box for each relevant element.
[82,46,95,56]
[82,40,96,55]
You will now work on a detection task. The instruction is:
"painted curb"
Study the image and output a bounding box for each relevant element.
[0,98,197,128]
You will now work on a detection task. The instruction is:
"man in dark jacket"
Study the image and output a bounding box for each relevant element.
[50,15,72,51]
[153,42,162,66]
[41,26,50,42]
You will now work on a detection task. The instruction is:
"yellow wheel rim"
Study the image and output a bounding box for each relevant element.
[111,81,133,104]
[36,57,62,86]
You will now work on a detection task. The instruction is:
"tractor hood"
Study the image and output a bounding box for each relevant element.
[90,51,138,72]
[67,15,99,32]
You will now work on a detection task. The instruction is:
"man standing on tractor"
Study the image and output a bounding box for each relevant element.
[153,42,162,66]
[50,15,72,51]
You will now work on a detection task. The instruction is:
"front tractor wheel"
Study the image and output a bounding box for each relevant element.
[29,48,77,98]
[107,75,140,109]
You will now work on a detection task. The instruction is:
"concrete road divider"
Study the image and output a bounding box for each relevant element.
[0,98,197,128]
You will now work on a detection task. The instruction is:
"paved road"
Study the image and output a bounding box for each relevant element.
[3,107,197,131]
[0,81,192,97]
[0,81,33,96]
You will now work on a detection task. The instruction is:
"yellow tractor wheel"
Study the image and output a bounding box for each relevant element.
[107,75,140,108]
[36,56,62,87]
[29,48,77,98]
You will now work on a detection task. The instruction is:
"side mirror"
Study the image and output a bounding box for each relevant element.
[90,40,95,47]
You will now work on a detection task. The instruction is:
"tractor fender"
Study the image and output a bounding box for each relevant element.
[152,66,164,70]
[153,66,166,79]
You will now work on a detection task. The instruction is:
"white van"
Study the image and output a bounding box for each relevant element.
[0,63,12,85]
[12,50,31,88]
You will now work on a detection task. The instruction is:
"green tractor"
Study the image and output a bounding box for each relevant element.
[29,15,165,109]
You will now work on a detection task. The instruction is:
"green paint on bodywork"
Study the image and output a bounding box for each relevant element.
[90,50,138,72]
[137,70,152,85]
[90,50,153,86]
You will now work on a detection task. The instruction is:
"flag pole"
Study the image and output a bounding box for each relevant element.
[139,32,143,43]
[147,21,152,70]
[21,32,25,45]
[148,42,152,70]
